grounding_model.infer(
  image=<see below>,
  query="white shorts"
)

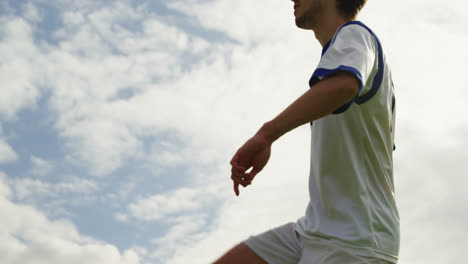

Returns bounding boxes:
[244,222,392,264]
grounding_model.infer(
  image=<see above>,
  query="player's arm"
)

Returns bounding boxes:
[260,71,360,144]
[230,71,360,195]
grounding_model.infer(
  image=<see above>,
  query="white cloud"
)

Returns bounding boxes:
[0,174,141,264]
[62,10,86,26]
[21,2,43,23]
[151,214,208,262]
[167,0,293,45]
[59,118,143,176]
[40,1,207,175]
[12,176,98,203]
[0,125,18,164]
[0,172,12,198]
[0,139,18,164]
[0,17,44,120]
[149,149,184,168]
[393,128,468,263]
[128,187,215,222]
[114,212,129,223]
[30,156,55,176]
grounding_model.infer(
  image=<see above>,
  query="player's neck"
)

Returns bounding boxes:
[313,14,352,47]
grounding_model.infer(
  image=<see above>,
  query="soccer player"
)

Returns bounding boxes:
[215,0,399,263]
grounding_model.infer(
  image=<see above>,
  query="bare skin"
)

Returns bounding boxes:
[293,0,350,46]
[213,243,267,264]
[230,71,359,195]
[216,0,360,262]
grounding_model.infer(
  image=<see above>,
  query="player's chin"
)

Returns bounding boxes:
[295,20,305,29]
[295,21,310,30]
[295,17,313,30]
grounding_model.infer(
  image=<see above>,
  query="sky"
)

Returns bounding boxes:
[0,0,467,263]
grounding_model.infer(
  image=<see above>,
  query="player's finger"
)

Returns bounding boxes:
[233,181,239,196]
[230,153,240,166]
[247,167,263,180]
[231,174,244,184]
[233,172,251,184]
[239,174,251,187]
[231,164,245,174]
[232,173,251,188]
[231,170,241,181]
[231,164,248,179]
[240,180,252,187]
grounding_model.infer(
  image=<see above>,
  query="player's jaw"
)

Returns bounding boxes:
[291,0,322,30]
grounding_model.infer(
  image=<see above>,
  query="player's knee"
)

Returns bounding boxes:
[213,243,266,264]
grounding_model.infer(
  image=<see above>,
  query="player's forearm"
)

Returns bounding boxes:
[258,74,360,144]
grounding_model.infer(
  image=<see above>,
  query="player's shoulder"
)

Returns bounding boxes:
[329,21,378,54]
[332,21,376,44]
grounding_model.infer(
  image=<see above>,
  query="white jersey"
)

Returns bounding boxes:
[295,21,399,263]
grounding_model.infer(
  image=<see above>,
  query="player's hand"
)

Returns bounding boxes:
[230,133,271,196]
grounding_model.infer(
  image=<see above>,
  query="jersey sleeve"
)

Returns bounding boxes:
[310,24,377,113]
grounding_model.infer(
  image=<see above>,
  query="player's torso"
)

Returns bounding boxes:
[298,22,399,263]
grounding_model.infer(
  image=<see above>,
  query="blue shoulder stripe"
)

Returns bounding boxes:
[319,21,384,106]
[309,66,364,114]
[342,22,384,105]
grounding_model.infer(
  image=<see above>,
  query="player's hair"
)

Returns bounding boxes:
[335,0,367,19]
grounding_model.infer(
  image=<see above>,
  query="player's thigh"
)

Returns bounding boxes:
[215,222,302,264]
[243,222,302,264]
[213,242,267,264]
